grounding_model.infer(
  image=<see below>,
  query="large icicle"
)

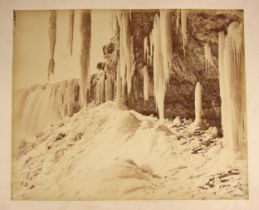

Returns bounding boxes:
[218,32,227,144]
[112,12,119,36]
[68,10,75,55]
[116,60,125,105]
[150,11,173,120]
[151,14,166,120]
[181,10,187,56]
[142,66,149,101]
[176,9,180,31]
[204,43,214,72]
[117,11,134,95]
[80,10,91,106]
[219,22,245,156]
[149,32,153,64]
[144,36,152,65]
[128,36,135,94]
[160,9,173,83]
[48,10,57,80]
[112,12,124,105]
[144,36,148,62]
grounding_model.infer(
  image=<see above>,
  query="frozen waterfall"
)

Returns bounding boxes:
[13,79,81,152]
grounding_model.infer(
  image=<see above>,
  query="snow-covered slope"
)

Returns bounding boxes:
[12,102,248,200]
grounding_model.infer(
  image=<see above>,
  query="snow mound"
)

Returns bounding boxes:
[12,102,248,200]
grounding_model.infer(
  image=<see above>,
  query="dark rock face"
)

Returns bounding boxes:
[93,9,244,128]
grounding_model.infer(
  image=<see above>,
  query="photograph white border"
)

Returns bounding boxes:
[1,0,259,209]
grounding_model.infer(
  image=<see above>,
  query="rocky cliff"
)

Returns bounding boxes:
[91,9,244,130]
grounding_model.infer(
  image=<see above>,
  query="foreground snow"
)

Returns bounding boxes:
[12,102,248,200]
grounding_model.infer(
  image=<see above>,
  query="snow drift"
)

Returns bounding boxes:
[12,102,248,200]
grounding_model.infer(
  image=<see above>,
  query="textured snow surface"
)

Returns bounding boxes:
[12,102,248,200]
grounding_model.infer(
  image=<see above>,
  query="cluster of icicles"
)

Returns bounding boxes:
[48,10,75,78]
[47,9,189,121]
[116,11,135,98]
[47,10,91,107]
[45,10,245,156]
[142,10,188,120]
[115,10,246,156]
[48,10,75,79]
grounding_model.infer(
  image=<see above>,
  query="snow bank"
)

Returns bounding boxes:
[12,102,248,200]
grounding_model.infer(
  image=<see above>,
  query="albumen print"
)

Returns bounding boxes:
[12,9,248,200]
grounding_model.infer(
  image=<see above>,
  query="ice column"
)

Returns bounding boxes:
[150,11,173,120]
[142,66,149,101]
[219,22,245,155]
[193,82,203,127]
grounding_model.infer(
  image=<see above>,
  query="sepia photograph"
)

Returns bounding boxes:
[11,9,248,200]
